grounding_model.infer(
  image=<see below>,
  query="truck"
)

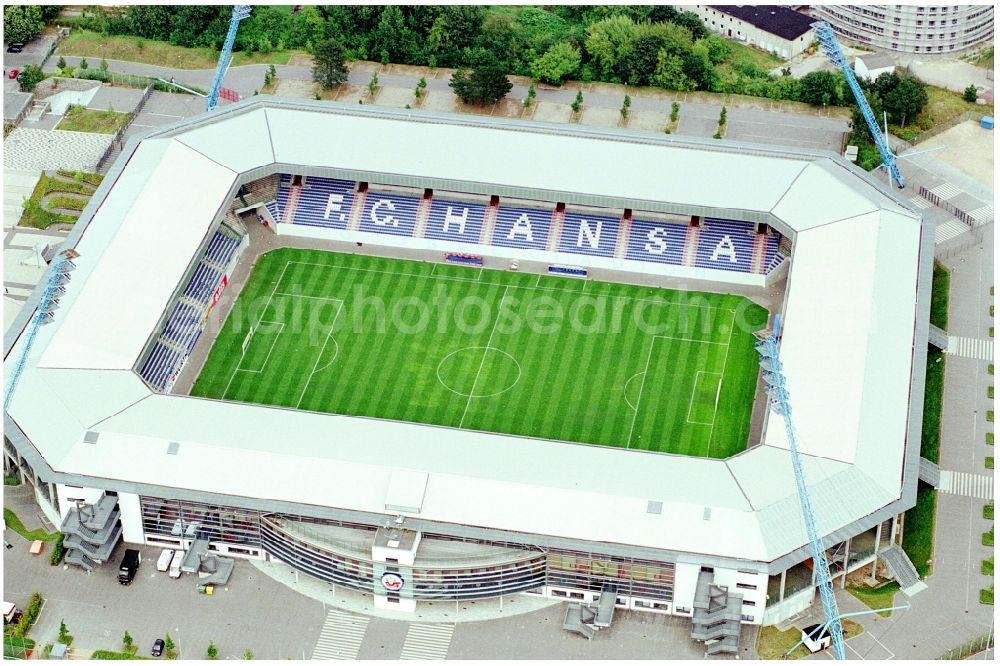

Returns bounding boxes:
[118,548,141,585]
[156,548,173,573]
[168,550,184,579]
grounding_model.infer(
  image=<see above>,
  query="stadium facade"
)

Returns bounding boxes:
[4,100,931,647]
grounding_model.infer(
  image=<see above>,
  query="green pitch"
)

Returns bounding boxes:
[191,248,768,458]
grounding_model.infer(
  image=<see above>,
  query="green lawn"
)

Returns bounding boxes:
[902,484,936,578]
[921,351,945,464]
[3,508,61,542]
[58,29,294,70]
[757,620,862,659]
[56,105,131,134]
[847,582,901,617]
[930,261,950,330]
[192,249,767,457]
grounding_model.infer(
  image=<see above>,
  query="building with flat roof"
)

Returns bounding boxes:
[854,52,897,81]
[812,4,993,55]
[688,5,816,58]
[4,99,932,649]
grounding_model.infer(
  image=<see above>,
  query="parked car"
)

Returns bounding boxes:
[8,69,19,80]
[151,638,165,657]
[6,43,24,53]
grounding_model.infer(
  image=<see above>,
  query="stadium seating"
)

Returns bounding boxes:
[694,218,756,273]
[559,212,620,258]
[492,205,552,251]
[140,343,182,390]
[359,191,421,237]
[265,200,281,224]
[184,262,223,305]
[765,251,786,274]
[625,219,687,266]
[761,233,781,273]
[275,174,293,222]
[290,177,356,229]
[163,302,203,352]
[424,199,487,245]
[205,232,240,268]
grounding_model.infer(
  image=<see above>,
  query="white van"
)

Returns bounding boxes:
[169,550,184,578]
[156,549,174,572]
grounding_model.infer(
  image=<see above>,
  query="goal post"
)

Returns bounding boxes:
[241,325,255,356]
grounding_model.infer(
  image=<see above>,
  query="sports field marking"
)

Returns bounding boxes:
[625,339,657,449]
[236,321,285,373]
[436,346,522,398]
[295,299,345,410]
[705,309,738,456]
[686,371,723,426]
[284,260,729,312]
[459,286,509,427]
[623,372,644,410]
[430,263,483,281]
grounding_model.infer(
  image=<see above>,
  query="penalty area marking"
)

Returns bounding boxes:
[623,372,645,411]
[236,322,285,373]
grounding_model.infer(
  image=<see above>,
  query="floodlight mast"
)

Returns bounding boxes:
[812,21,905,189]
[759,334,846,659]
[206,5,252,112]
[4,253,74,412]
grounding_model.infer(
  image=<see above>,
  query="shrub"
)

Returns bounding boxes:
[57,56,66,70]
[670,101,679,124]
[50,534,65,565]
[984,526,994,547]
[79,57,89,71]
[207,641,218,660]
[964,84,978,103]
[986,503,994,520]
[12,593,44,638]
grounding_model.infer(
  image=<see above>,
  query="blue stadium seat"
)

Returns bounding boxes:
[694,218,755,273]
[140,343,181,390]
[424,199,487,245]
[359,191,421,237]
[559,212,620,259]
[291,177,356,229]
[492,205,552,251]
[625,218,687,266]
[162,302,202,353]
[205,232,240,267]
[183,262,223,305]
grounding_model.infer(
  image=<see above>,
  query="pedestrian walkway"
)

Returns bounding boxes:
[946,336,994,361]
[312,610,370,660]
[935,218,970,245]
[939,470,994,500]
[399,622,455,660]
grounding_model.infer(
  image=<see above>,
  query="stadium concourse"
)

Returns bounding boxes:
[4,99,931,653]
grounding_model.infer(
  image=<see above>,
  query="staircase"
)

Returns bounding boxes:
[751,233,769,274]
[682,225,700,266]
[927,324,948,351]
[918,457,941,488]
[614,215,631,259]
[480,200,500,245]
[547,206,565,252]
[25,100,49,123]
[880,544,927,596]
[348,187,368,231]
[690,570,743,655]
[413,194,433,238]
[282,181,303,224]
[60,493,123,572]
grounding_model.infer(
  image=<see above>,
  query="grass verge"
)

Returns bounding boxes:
[987,503,995,520]
[3,508,61,542]
[984,526,994,547]
[92,650,150,660]
[922,351,945,463]
[757,620,862,659]
[902,484,936,578]
[56,169,104,187]
[981,584,994,605]
[930,261,950,330]
[988,457,995,470]
[916,85,995,130]
[58,30,294,70]
[983,556,994,576]
[847,582,901,617]
[56,105,130,134]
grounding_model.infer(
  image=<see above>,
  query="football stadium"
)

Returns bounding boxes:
[4,99,931,651]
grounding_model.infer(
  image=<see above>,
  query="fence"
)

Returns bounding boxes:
[936,631,994,660]
[934,222,991,261]
[94,82,153,173]
[910,111,982,145]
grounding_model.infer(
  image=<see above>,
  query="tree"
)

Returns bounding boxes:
[624,34,665,86]
[122,630,133,649]
[3,5,44,45]
[964,84,978,103]
[367,71,379,98]
[311,38,349,90]
[585,14,636,81]
[415,76,427,99]
[449,66,512,106]
[700,35,731,65]
[681,42,715,91]
[17,65,45,92]
[56,56,67,70]
[243,649,254,660]
[799,70,841,107]
[530,41,580,85]
[651,49,695,92]
[524,83,536,108]
[621,94,631,119]
[883,75,927,127]
[670,101,680,124]
[164,634,177,659]
[718,105,727,128]
[370,5,415,65]
[58,619,73,646]
[100,58,109,72]
[571,89,583,114]
[79,57,89,71]
[206,641,218,660]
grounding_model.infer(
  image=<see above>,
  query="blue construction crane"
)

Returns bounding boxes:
[4,252,76,413]
[758,334,846,659]
[206,5,252,112]
[812,21,905,189]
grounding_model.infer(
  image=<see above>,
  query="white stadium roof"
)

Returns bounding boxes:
[5,100,926,566]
